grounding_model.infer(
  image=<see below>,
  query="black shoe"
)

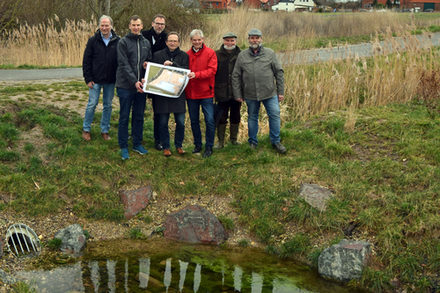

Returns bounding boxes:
[203,147,213,158]
[249,143,258,150]
[192,145,202,154]
[154,142,163,151]
[272,142,287,154]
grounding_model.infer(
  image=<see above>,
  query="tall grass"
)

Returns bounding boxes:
[202,9,440,50]
[0,16,96,66]
[3,10,440,67]
[282,30,438,122]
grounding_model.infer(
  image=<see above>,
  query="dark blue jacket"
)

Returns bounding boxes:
[82,29,119,84]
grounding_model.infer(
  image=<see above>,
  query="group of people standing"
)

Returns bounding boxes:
[81,13,287,161]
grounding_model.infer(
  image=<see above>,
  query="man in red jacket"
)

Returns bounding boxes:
[186,29,218,158]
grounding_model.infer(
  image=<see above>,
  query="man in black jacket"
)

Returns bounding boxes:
[214,32,241,149]
[82,15,119,141]
[151,32,189,157]
[142,14,167,151]
[116,15,152,160]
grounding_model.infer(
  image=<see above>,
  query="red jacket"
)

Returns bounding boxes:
[186,45,218,99]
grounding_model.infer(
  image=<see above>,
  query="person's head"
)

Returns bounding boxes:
[166,32,180,51]
[222,32,237,50]
[129,15,143,35]
[151,14,166,34]
[99,15,113,38]
[247,28,263,50]
[190,29,204,50]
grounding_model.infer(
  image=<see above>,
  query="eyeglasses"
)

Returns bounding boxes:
[154,22,165,26]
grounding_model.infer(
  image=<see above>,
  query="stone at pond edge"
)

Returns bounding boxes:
[54,224,86,256]
[120,186,152,220]
[299,183,332,212]
[318,239,371,282]
[163,205,228,244]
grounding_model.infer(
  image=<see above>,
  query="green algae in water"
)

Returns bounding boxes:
[16,239,367,292]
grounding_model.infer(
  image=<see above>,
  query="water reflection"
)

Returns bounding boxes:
[14,240,365,292]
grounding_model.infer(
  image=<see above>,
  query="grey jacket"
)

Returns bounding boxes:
[115,33,152,90]
[232,46,284,101]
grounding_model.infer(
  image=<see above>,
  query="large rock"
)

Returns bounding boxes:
[54,224,86,256]
[120,186,152,220]
[0,237,3,258]
[163,205,228,244]
[299,183,332,212]
[318,239,371,282]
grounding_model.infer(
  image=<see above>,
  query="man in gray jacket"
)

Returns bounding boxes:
[232,28,286,154]
[116,15,152,160]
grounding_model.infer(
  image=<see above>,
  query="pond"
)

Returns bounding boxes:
[15,239,366,292]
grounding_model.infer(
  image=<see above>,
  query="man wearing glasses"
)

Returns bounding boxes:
[142,14,168,151]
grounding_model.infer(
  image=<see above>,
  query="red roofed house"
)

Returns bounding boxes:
[200,0,229,9]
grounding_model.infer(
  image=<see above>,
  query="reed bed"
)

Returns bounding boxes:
[202,8,420,50]
[282,32,436,123]
[0,16,96,66]
[1,11,439,131]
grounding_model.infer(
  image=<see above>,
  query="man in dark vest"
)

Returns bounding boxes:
[142,14,167,151]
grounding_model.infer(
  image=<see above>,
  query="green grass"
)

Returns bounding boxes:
[0,92,439,291]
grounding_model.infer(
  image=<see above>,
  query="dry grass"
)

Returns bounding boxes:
[200,8,421,50]
[283,32,438,121]
[1,10,439,130]
[0,16,96,66]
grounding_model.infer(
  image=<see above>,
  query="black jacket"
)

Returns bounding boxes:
[142,27,167,54]
[214,45,241,102]
[82,29,119,84]
[151,47,189,114]
[115,33,152,90]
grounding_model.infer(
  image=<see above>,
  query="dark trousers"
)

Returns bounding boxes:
[216,99,242,125]
[117,88,146,149]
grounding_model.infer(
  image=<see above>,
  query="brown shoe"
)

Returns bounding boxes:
[176,148,186,155]
[163,149,172,157]
[101,133,111,141]
[82,131,91,141]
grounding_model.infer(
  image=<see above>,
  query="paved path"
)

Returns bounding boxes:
[1,32,439,81]
[0,68,82,81]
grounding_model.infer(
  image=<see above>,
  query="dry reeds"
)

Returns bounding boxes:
[283,31,439,122]
[0,16,96,66]
[200,8,418,50]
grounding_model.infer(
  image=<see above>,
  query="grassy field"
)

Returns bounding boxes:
[1,9,440,292]
[0,77,439,291]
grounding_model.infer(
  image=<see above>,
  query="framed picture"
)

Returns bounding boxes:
[143,62,190,98]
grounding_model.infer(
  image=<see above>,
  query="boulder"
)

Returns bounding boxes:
[299,183,332,212]
[318,239,371,282]
[54,224,86,255]
[120,186,152,220]
[0,237,3,258]
[163,205,227,244]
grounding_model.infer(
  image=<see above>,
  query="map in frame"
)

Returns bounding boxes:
[143,62,190,98]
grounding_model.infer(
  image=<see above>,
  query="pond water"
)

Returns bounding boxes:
[15,239,366,292]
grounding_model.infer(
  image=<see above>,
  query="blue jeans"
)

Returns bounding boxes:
[83,83,115,133]
[187,98,215,148]
[117,88,147,149]
[245,95,281,145]
[158,112,185,149]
